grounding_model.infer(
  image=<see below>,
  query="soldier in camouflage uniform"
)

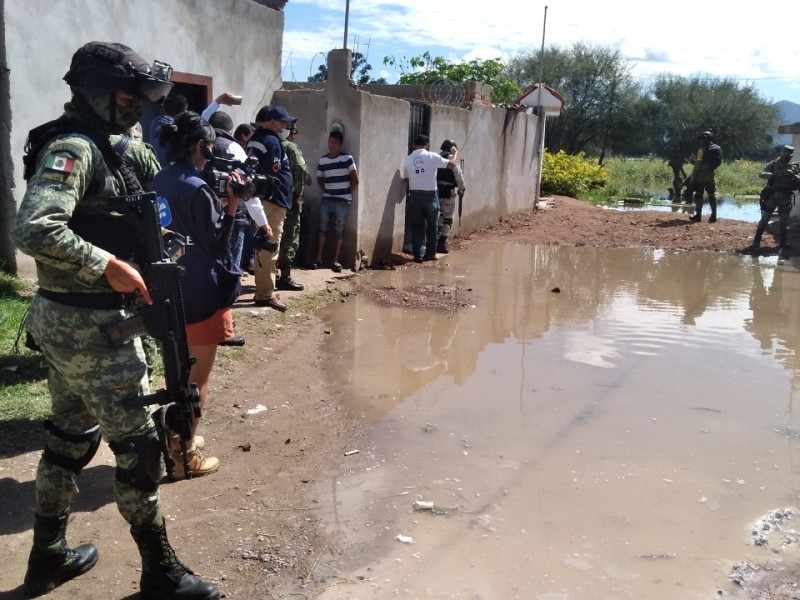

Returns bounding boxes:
[14,41,219,600]
[276,121,310,290]
[435,139,466,254]
[751,145,800,251]
[688,131,723,223]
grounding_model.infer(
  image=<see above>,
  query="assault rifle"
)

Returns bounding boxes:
[102,191,198,480]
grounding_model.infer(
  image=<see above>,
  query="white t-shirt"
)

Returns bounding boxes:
[402,148,449,191]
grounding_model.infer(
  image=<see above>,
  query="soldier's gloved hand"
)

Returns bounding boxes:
[104,256,153,305]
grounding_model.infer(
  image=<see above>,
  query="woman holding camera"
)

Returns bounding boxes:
[153,110,245,479]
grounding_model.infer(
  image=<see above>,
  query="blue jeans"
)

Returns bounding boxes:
[408,191,439,259]
[240,221,258,269]
[319,197,350,241]
[230,221,247,268]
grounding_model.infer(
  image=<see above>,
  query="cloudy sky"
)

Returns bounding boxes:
[281,0,800,104]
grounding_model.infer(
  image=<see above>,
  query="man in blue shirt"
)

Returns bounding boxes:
[247,105,295,311]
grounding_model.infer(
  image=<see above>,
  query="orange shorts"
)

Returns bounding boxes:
[186,308,234,346]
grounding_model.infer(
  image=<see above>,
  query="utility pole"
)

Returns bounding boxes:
[533,5,548,210]
[343,0,350,49]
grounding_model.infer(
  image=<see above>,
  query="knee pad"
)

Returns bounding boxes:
[108,427,164,492]
[42,420,101,475]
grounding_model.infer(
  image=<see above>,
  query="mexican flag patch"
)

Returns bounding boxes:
[44,154,74,174]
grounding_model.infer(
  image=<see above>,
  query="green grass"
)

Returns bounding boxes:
[0,272,50,455]
[0,269,348,457]
[582,156,764,202]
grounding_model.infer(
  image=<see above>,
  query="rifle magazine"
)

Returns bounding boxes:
[102,315,148,347]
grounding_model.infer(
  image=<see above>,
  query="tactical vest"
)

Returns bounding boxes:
[772,162,800,193]
[24,116,143,262]
[437,155,457,198]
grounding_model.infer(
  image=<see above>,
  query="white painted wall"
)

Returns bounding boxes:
[3,0,284,272]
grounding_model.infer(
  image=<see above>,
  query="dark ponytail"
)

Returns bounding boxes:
[159,110,215,164]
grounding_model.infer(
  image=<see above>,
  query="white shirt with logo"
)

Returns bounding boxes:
[402,149,449,191]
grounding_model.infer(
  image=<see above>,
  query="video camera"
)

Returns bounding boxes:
[253,227,278,253]
[203,156,276,201]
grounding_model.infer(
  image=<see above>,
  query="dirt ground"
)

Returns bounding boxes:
[1,196,797,599]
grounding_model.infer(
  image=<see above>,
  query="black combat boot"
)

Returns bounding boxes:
[23,512,99,598]
[275,265,304,291]
[131,520,219,600]
[708,199,717,223]
[751,222,766,249]
[690,197,703,222]
[779,228,790,252]
[436,236,449,254]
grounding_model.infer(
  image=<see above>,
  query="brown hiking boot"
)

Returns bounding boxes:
[168,433,204,452]
[169,449,220,481]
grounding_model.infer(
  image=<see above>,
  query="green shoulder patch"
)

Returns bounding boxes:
[38,143,82,183]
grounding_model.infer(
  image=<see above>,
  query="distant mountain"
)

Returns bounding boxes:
[776,100,800,125]
[772,100,800,145]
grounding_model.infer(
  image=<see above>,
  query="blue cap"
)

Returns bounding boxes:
[265,106,296,122]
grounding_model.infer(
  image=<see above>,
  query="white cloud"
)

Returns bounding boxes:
[283,0,800,98]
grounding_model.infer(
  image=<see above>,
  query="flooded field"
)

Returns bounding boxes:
[307,243,800,600]
[609,196,762,222]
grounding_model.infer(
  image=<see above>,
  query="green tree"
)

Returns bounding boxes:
[506,42,640,158]
[641,74,778,160]
[308,51,387,84]
[383,52,519,104]
[506,42,779,160]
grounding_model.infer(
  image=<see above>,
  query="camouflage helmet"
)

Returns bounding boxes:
[781,145,794,156]
[440,139,457,153]
[64,41,173,104]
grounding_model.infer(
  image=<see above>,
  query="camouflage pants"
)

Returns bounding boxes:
[27,296,161,526]
[693,173,716,214]
[278,199,301,269]
[438,194,456,239]
[757,193,793,241]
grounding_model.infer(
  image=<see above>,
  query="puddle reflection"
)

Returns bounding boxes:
[308,245,800,600]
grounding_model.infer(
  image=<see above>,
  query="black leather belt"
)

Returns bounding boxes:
[37,288,131,310]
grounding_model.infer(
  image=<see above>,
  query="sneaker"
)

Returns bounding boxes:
[169,449,220,480]
[708,215,717,223]
[331,262,343,273]
[423,253,439,261]
[219,335,245,347]
[689,214,701,222]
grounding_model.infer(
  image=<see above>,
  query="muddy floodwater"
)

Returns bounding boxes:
[310,243,800,600]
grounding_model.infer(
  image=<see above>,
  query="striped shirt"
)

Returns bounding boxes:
[317,153,357,203]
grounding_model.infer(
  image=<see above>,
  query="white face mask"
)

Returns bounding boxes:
[279,128,290,140]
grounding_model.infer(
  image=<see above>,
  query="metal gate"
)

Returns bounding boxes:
[407,100,431,152]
